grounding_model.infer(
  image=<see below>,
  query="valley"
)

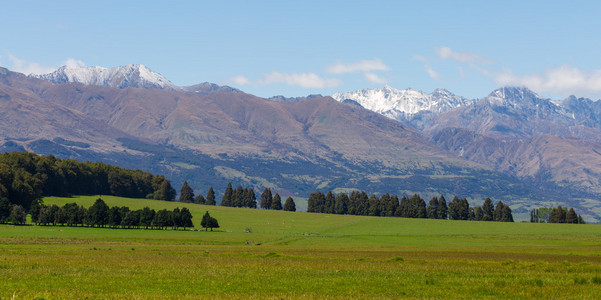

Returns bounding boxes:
[1,65,601,221]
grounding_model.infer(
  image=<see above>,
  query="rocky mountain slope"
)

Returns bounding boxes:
[332,86,473,129]
[339,85,601,218]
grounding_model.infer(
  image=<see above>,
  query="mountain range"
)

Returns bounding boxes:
[2,64,601,221]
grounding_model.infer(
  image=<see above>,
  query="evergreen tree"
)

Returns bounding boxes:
[284,196,296,212]
[493,201,504,222]
[324,191,336,214]
[501,204,514,222]
[481,198,494,221]
[334,193,348,215]
[408,194,427,218]
[578,215,586,224]
[179,180,194,203]
[233,185,244,207]
[380,193,397,217]
[201,211,211,231]
[549,205,567,223]
[260,188,273,209]
[368,194,381,216]
[396,196,409,217]
[271,193,283,210]
[566,208,578,224]
[194,194,206,205]
[347,192,359,215]
[427,197,439,219]
[221,183,233,206]
[246,188,257,208]
[437,195,448,220]
[357,192,368,215]
[449,196,469,221]
[474,207,483,221]
[205,187,216,205]
[468,207,475,221]
[307,192,325,213]
[154,180,176,201]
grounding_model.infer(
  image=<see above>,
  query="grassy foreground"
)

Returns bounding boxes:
[0,195,600,299]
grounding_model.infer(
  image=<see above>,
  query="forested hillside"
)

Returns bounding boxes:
[0,152,176,210]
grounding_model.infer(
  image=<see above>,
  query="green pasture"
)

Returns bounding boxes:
[0,195,600,299]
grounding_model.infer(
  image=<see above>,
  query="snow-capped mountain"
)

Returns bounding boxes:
[34,64,178,90]
[332,86,473,122]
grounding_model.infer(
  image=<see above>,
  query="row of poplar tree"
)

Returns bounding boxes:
[530,205,586,224]
[307,192,514,222]
[178,181,297,211]
[28,198,196,230]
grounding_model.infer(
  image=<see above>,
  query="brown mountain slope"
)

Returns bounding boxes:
[0,83,137,154]
[432,127,601,195]
[39,82,482,171]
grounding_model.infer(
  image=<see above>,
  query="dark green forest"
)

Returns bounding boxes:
[0,152,176,210]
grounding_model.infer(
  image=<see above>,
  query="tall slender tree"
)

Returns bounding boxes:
[324,191,336,214]
[427,197,439,219]
[501,204,514,222]
[481,198,494,221]
[205,187,216,205]
[221,183,233,206]
[437,195,448,220]
[334,193,348,215]
[493,201,505,222]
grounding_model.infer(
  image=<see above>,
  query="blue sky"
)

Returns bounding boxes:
[2,0,601,99]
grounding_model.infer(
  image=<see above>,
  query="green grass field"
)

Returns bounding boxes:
[1,195,601,299]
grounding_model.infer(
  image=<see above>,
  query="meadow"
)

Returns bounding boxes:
[1,195,600,299]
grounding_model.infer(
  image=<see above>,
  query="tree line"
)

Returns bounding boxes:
[194,182,297,211]
[26,198,196,230]
[178,181,217,205]
[307,192,514,222]
[530,206,585,224]
[0,152,177,211]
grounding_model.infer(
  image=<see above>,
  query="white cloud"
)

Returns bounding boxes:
[364,72,387,84]
[435,46,494,64]
[413,54,440,81]
[496,65,601,97]
[7,53,55,75]
[326,59,389,74]
[231,75,250,85]
[426,66,440,81]
[259,72,342,88]
[63,58,85,68]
